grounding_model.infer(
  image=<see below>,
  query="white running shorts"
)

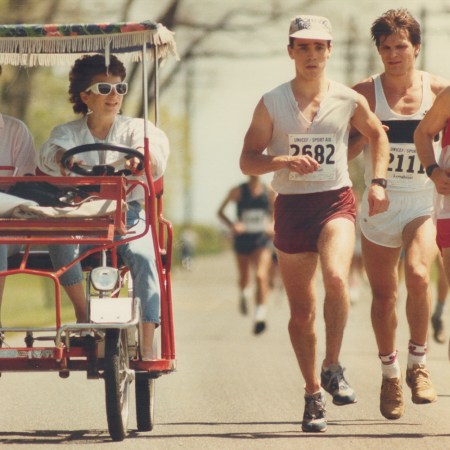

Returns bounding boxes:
[359,188,433,248]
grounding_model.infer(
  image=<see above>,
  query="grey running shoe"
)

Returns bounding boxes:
[302,390,327,433]
[380,376,404,419]
[431,314,445,344]
[321,364,357,405]
[406,364,437,404]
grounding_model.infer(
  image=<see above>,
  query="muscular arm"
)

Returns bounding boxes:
[240,98,319,176]
[351,93,390,215]
[348,79,376,161]
[415,87,450,195]
[217,186,242,234]
[348,131,368,161]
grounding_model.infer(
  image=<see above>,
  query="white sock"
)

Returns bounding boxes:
[254,304,267,322]
[380,351,401,379]
[407,341,427,368]
[322,362,340,373]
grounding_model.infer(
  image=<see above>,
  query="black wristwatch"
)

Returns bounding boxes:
[425,163,439,178]
[371,178,387,188]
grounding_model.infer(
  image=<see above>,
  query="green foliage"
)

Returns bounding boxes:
[172,223,227,266]
[0,224,228,327]
[2,274,76,328]
[26,68,75,150]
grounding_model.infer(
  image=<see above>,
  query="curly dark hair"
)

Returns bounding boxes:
[69,54,126,115]
[371,8,421,48]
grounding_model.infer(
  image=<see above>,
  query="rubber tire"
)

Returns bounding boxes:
[104,329,130,441]
[135,375,155,431]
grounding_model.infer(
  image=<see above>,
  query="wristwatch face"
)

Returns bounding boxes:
[371,178,387,188]
[426,164,439,177]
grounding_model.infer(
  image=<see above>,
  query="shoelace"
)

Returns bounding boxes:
[305,396,325,419]
[410,367,431,389]
[327,368,348,391]
[384,379,402,400]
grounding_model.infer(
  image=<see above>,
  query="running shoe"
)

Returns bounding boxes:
[406,364,437,404]
[431,314,445,344]
[302,390,327,433]
[253,321,266,335]
[380,376,404,419]
[320,364,357,405]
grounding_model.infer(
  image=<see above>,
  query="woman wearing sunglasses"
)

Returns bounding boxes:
[38,54,170,360]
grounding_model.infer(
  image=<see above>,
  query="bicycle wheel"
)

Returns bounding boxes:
[104,329,131,441]
[135,374,155,431]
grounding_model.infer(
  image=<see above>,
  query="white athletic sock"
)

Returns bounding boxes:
[254,304,267,322]
[380,351,401,379]
[407,341,427,368]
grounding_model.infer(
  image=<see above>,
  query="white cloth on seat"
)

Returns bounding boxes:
[0,192,38,217]
[11,199,118,219]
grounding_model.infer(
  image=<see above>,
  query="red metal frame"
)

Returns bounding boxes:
[0,169,176,376]
[0,175,127,242]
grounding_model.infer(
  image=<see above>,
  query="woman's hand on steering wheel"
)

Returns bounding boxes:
[56,148,82,176]
[125,155,145,175]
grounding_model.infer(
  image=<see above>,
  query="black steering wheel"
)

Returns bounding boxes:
[60,143,145,176]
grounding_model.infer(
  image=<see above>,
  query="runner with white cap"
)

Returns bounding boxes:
[240,14,390,432]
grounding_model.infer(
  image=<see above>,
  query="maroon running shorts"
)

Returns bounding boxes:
[273,187,356,254]
[436,218,450,251]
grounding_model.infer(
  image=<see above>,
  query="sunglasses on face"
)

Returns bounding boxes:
[85,82,128,96]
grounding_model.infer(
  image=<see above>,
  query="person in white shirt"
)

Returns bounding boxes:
[240,14,389,433]
[415,85,450,350]
[350,8,449,420]
[39,54,170,360]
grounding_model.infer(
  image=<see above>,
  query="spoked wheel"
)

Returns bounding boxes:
[135,374,155,431]
[104,329,133,441]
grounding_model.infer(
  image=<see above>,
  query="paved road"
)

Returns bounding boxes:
[0,250,449,449]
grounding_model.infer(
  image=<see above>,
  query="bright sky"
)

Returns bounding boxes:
[62,0,450,225]
[172,0,450,225]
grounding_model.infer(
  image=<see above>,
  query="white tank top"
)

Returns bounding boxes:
[263,80,356,194]
[363,72,439,192]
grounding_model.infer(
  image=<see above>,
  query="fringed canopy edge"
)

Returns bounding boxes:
[0,21,179,66]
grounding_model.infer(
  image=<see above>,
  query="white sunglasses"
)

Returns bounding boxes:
[85,82,128,96]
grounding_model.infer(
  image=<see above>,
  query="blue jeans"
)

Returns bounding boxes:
[48,202,160,324]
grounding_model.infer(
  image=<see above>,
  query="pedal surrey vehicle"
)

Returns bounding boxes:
[0,20,178,441]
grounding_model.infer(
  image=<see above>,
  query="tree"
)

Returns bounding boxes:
[124,0,323,224]
[128,0,321,118]
[0,0,324,224]
[0,0,61,118]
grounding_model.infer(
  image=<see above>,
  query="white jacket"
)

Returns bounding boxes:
[38,115,170,202]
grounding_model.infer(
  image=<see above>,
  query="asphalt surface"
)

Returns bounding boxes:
[0,250,449,449]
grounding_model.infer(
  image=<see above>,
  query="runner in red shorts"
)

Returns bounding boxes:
[415,86,450,362]
[239,14,390,433]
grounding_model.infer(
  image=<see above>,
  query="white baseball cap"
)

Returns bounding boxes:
[289,15,333,41]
